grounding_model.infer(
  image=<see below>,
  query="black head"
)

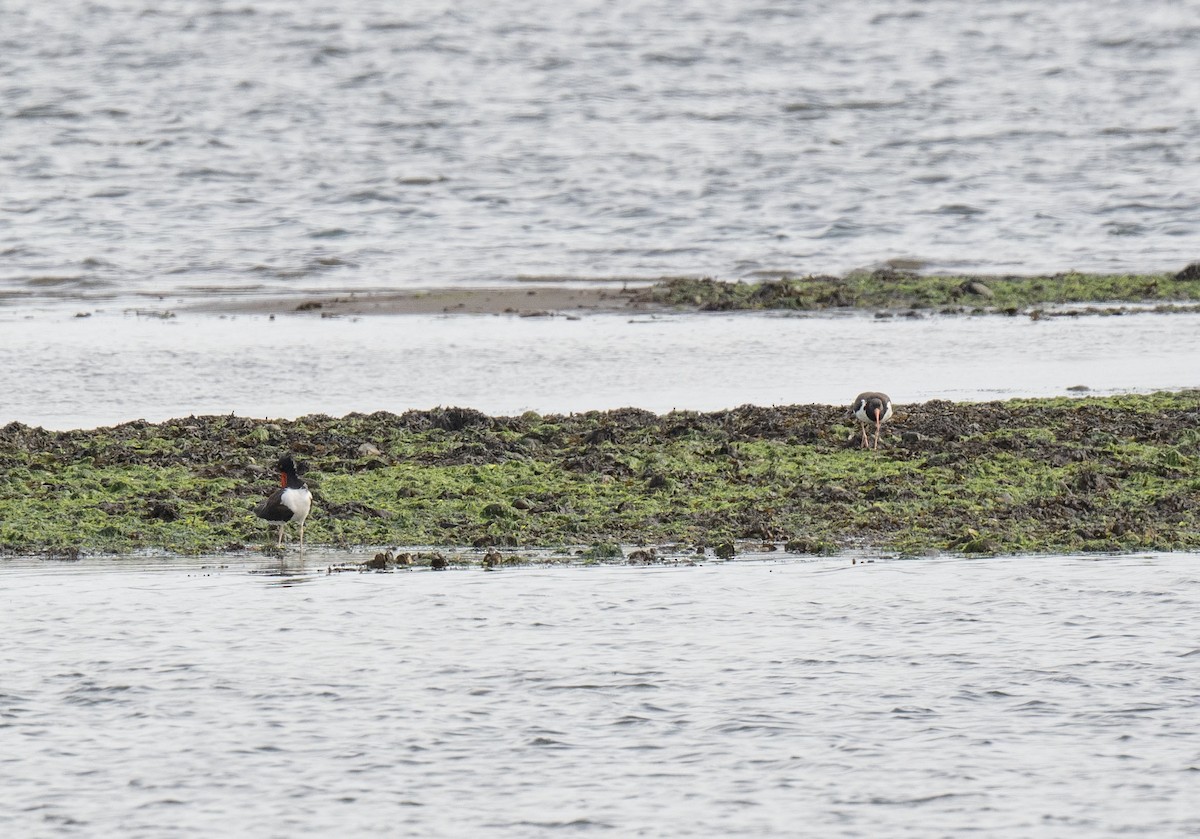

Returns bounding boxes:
[853,392,890,421]
[276,456,306,488]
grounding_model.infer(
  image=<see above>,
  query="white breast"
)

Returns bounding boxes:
[855,401,892,423]
[280,487,312,525]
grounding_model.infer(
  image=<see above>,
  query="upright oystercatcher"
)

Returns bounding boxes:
[852,392,892,450]
[254,455,312,550]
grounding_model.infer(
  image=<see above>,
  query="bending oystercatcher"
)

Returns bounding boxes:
[254,455,312,550]
[852,392,892,450]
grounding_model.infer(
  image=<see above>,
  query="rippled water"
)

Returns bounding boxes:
[2,553,1198,837]
[2,0,1198,307]
[2,308,1197,430]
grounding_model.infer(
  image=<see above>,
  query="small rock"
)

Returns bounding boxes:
[627,548,658,564]
[144,501,179,522]
[1175,262,1200,281]
[1072,470,1112,493]
[357,443,383,457]
[430,553,448,570]
[784,537,824,554]
[714,541,736,560]
[646,473,671,490]
[365,550,393,570]
[1067,384,1090,392]
[964,281,994,298]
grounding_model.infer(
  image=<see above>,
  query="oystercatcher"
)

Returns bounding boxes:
[254,455,312,550]
[852,392,892,450]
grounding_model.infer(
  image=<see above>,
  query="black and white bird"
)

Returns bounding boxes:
[254,455,312,550]
[852,392,892,450]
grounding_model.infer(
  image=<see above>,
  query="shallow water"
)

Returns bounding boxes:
[2,552,1198,837]
[2,0,1198,308]
[1,308,1196,430]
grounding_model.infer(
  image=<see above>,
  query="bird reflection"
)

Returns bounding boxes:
[249,555,318,586]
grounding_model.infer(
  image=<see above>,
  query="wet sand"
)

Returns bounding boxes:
[183,285,655,317]
[170,268,1200,319]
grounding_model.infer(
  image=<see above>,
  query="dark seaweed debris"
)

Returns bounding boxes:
[1,392,1198,557]
[631,270,1200,314]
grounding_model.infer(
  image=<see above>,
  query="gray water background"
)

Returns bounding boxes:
[4,6,1200,835]
[2,0,1199,308]
[2,552,1199,837]
[2,308,1198,429]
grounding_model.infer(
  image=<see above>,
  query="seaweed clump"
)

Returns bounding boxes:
[631,269,1200,315]
[0,391,1198,557]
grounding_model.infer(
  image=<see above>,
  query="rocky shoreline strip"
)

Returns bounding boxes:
[1,392,1197,560]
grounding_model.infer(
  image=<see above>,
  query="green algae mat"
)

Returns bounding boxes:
[2,392,1198,558]
[632,267,1200,314]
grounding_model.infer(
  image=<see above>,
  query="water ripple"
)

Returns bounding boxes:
[10,554,1195,835]
[2,0,1198,307]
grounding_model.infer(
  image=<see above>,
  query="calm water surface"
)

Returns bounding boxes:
[2,0,1199,308]
[2,553,1198,837]
[2,309,1198,430]
[5,6,1198,834]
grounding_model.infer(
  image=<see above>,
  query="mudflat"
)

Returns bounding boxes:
[186,285,648,317]
[2,392,1197,559]
[179,267,1200,319]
